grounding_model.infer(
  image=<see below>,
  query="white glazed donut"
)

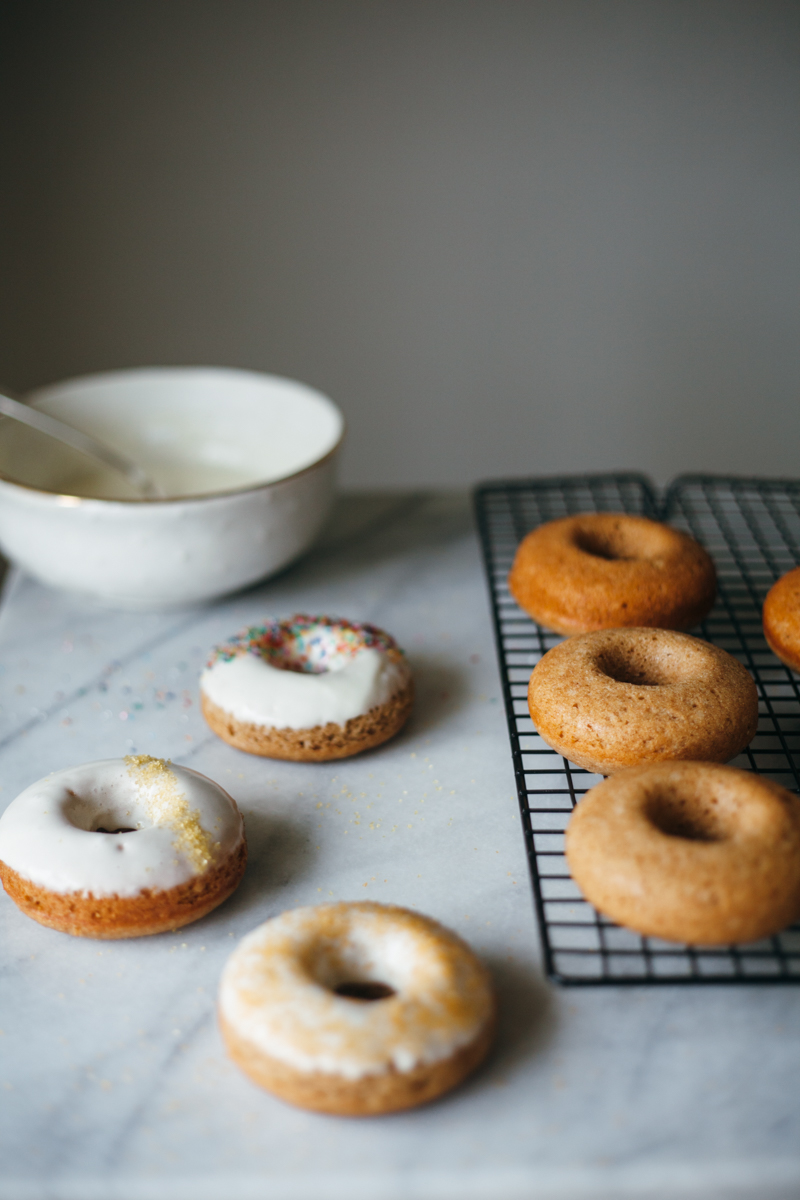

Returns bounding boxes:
[218,902,496,1115]
[0,756,246,938]
[200,615,414,761]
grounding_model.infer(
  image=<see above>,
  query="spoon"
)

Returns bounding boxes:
[0,392,163,499]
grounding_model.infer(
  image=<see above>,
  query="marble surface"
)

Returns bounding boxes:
[0,492,798,1200]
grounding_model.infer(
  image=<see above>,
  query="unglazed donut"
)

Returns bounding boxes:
[508,513,716,635]
[0,756,246,938]
[528,628,758,775]
[218,902,496,1115]
[566,762,800,944]
[763,566,800,673]
[201,615,413,761]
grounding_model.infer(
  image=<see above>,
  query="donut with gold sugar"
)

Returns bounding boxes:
[218,902,496,1115]
[0,756,246,938]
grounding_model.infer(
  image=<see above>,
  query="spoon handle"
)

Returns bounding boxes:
[0,393,163,499]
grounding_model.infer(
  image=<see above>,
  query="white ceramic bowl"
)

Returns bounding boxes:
[0,367,345,608]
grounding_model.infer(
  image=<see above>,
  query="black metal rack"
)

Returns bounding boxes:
[474,473,800,986]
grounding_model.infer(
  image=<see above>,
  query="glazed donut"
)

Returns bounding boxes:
[218,902,496,1115]
[200,615,413,761]
[0,756,246,938]
[566,762,800,944]
[528,628,758,775]
[763,566,800,673]
[508,513,716,635]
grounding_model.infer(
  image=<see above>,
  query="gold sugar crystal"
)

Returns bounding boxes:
[125,754,213,872]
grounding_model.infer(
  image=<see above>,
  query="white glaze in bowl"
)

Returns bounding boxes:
[0,368,344,608]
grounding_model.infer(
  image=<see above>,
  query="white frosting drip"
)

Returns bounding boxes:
[219,904,494,1080]
[200,647,409,730]
[0,759,244,898]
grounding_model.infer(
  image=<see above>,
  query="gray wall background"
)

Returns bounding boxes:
[2,0,799,488]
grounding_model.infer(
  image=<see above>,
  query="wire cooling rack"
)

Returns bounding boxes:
[474,473,800,986]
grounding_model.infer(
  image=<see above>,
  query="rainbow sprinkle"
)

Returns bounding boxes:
[208,615,400,675]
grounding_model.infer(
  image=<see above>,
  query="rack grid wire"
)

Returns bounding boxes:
[474,473,800,986]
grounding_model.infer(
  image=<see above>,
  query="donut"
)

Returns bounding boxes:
[0,756,246,938]
[508,512,716,635]
[566,762,800,944]
[200,615,413,761]
[763,566,800,673]
[218,902,496,1115]
[528,628,758,775]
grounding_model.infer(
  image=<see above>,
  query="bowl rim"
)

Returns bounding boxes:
[0,366,346,506]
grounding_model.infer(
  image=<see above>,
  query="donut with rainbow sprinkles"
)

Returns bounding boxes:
[200,615,413,761]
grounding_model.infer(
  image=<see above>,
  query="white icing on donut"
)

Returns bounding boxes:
[0,758,243,898]
[218,904,494,1080]
[200,647,409,730]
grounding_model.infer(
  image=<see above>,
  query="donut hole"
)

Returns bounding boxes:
[646,787,724,843]
[256,622,363,675]
[306,935,400,1003]
[63,789,145,835]
[87,813,142,834]
[334,981,396,1002]
[574,526,651,563]
[595,646,684,688]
